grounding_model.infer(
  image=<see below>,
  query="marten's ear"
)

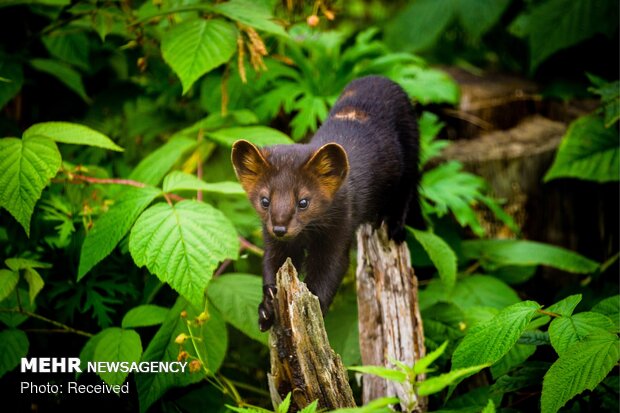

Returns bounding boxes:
[231,140,270,194]
[304,143,349,198]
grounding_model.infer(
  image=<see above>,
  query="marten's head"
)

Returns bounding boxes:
[232,140,349,240]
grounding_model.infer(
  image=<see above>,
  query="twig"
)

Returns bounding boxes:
[239,236,264,257]
[214,260,232,277]
[197,128,204,202]
[60,174,146,188]
[0,309,93,337]
[442,108,494,130]
[537,309,561,318]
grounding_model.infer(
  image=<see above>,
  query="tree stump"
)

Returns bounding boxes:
[267,258,356,411]
[437,115,566,237]
[356,223,426,412]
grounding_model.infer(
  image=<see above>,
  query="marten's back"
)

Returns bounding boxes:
[311,76,419,226]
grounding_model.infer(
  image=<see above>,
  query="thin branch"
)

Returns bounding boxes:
[60,174,147,188]
[197,128,204,202]
[537,309,561,318]
[214,260,232,277]
[0,309,93,337]
[239,236,264,257]
[442,108,494,131]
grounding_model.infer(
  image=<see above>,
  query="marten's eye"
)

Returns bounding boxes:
[298,198,309,209]
[260,197,270,208]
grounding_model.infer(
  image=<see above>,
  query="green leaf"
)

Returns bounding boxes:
[129,137,197,186]
[24,122,123,152]
[420,161,488,236]
[162,19,237,94]
[385,0,454,52]
[93,327,142,386]
[548,312,616,356]
[512,0,619,70]
[5,258,51,270]
[492,361,549,395]
[0,329,28,378]
[207,273,268,345]
[452,275,521,310]
[518,330,550,346]
[0,289,36,327]
[136,297,227,413]
[461,239,599,274]
[481,399,495,413]
[78,186,161,280]
[29,58,90,102]
[79,329,106,377]
[544,114,619,183]
[163,171,244,195]
[490,344,536,379]
[419,111,448,167]
[409,228,457,289]
[0,61,23,110]
[452,301,541,371]
[213,0,287,37]
[206,125,292,147]
[23,267,44,303]
[491,265,537,285]
[0,0,70,7]
[397,66,460,105]
[0,270,19,302]
[417,364,489,396]
[42,32,89,70]
[414,341,448,375]
[541,332,620,413]
[299,400,319,413]
[129,200,239,309]
[421,303,466,348]
[278,393,292,413]
[587,75,620,127]
[348,365,407,383]
[456,0,511,38]
[122,305,170,328]
[324,293,360,367]
[592,295,619,330]
[290,95,330,140]
[546,294,582,317]
[0,136,61,236]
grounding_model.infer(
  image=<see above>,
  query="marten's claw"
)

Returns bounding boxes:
[258,284,277,331]
[258,302,273,331]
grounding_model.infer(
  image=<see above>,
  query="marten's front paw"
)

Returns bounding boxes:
[258,284,277,332]
[387,221,407,244]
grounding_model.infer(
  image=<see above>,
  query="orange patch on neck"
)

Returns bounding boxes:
[340,89,356,99]
[333,107,368,122]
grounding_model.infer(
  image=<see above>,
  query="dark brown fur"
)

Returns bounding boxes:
[232,76,423,331]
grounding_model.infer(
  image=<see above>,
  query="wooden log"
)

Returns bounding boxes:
[436,115,566,238]
[356,223,426,412]
[268,258,356,411]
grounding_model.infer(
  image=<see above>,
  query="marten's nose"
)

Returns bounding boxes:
[273,226,287,237]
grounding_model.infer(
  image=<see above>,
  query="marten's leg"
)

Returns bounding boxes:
[386,102,424,241]
[304,234,351,313]
[258,229,303,331]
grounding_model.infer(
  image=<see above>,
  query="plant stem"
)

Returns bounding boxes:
[0,309,93,337]
[62,174,147,188]
[239,236,264,257]
[537,309,561,318]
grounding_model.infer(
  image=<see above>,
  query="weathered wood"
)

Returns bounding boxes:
[356,223,426,412]
[268,258,356,411]
[435,115,566,237]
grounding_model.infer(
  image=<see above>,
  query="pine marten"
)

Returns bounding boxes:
[232,76,424,331]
